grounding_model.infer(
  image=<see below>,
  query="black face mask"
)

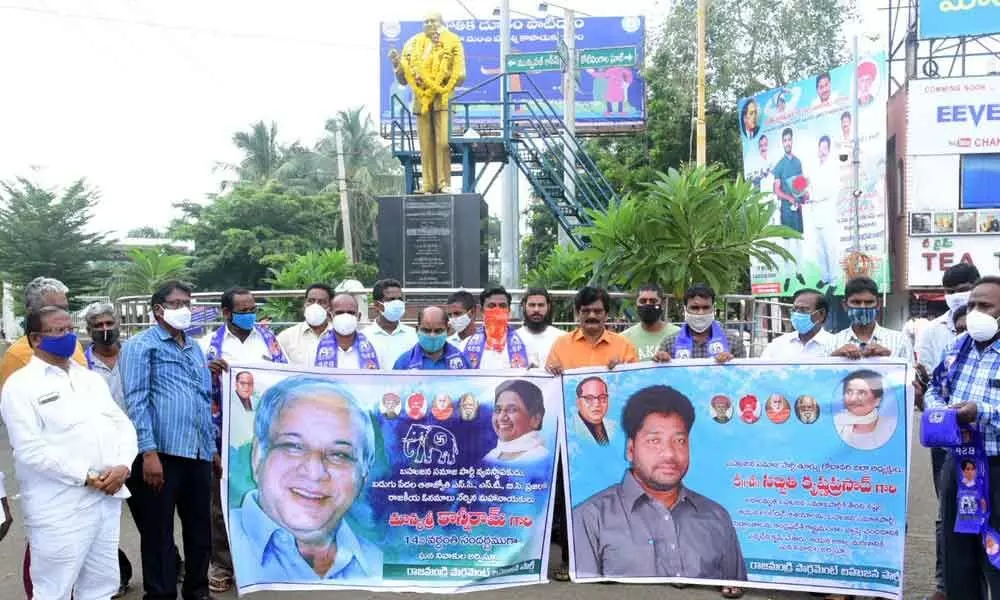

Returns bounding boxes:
[92,328,120,347]
[637,304,664,324]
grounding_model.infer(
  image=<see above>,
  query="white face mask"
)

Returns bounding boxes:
[945,291,971,312]
[161,306,192,331]
[449,312,471,333]
[304,303,329,327]
[332,313,359,336]
[965,309,1000,343]
[684,310,715,333]
[382,299,406,323]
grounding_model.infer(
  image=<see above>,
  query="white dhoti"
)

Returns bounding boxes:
[27,496,122,600]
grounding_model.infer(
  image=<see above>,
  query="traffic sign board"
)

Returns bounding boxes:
[505,51,562,73]
[577,46,638,69]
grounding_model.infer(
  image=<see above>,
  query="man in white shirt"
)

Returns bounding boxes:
[828,277,913,364]
[201,287,288,595]
[518,287,565,367]
[276,283,335,366]
[1,305,137,600]
[802,136,842,288]
[761,288,833,359]
[363,278,417,368]
[463,286,531,369]
[446,290,478,350]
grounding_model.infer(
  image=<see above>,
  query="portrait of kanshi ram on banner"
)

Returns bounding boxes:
[220,364,562,594]
[388,12,466,194]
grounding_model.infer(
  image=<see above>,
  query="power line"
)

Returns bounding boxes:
[0,4,378,50]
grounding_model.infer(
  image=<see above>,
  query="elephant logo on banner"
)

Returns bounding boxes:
[402,424,459,465]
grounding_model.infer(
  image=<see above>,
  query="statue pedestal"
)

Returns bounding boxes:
[377,194,488,290]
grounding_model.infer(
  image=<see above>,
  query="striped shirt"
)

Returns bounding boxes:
[120,324,215,460]
[825,324,914,366]
[926,335,1000,455]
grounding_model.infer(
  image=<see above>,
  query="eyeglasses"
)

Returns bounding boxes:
[39,326,74,336]
[579,394,609,406]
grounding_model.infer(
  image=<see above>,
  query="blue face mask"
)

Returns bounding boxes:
[790,311,818,335]
[418,332,447,353]
[231,312,257,331]
[847,307,878,326]
[37,332,78,358]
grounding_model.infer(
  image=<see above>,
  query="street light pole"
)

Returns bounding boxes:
[499,0,519,287]
[695,0,707,166]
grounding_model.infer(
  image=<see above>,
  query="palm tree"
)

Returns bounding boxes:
[106,248,192,299]
[215,121,284,189]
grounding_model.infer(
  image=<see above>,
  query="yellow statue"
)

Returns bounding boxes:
[388,12,466,194]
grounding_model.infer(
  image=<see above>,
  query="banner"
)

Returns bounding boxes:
[378,16,645,133]
[738,55,889,297]
[222,363,561,594]
[561,360,911,599]
[919,0,1000,40]
[907,76,1000,156]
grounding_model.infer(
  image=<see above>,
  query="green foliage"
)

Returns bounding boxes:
[520,203,558,277]
[259,249,376,322]
[106,248,192,299]
[578,164,800,298]
[169,181,343,290]
[0,178,112,300]
[523,245,593,322]
[127,226,165,238]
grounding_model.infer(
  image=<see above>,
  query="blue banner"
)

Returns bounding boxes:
[223,363,561,594]
[561,360,910,599]
[919,0,1000,40]
[378,16,646,132]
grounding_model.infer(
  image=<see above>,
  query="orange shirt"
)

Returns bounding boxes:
[546,328,639,370]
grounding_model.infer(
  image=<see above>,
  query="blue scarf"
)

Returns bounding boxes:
[401,342,468,370]
[315,331,380,369]
[673,321,730,359]
[207,325,288,451]
[84,344,98,370]
[463,328,529,369]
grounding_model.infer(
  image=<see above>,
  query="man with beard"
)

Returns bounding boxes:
[518,287,565,367]
[622,284,679,361]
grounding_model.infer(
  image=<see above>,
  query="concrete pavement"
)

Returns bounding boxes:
[0,430,938,599]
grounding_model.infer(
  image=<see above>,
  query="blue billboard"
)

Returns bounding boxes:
[919,0,1000,39]
[378,16,646,133]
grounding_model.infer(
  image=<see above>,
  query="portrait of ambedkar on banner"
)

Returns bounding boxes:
[571,385,746,581]
[229,375,382,585]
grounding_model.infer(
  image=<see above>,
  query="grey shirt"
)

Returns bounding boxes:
[572,471,746,580]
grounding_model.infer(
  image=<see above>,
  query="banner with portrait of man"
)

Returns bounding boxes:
[221,363,561,594]
[561,360,911,599]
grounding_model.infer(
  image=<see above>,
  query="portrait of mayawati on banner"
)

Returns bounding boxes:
[561,361,910,598]
[224,366,561,593]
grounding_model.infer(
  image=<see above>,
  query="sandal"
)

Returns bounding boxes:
[552,567,570,582]
[721,586,744,598]
[209,573,234,593]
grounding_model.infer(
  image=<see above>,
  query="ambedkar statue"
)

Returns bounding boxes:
[388,13,466,194]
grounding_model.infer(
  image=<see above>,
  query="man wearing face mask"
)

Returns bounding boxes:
[316,293,382,369]
[925,276,1000,600]
[277,283,336,366]
[653,283,746,364]
[0,276,87,387]
[119,280,217,600]
[828,277,912,363]
[364,278,417,368]
[760,288,832,359]
[518,287,565,367]
[622,283,679,361]
[394,306,471,370]
[446,290,478,350]
[1,305,138,600]
[463,286,531,369]
[200,287,287,594]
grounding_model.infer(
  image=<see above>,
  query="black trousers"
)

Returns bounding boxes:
[932,447,947,593]
[552,458,569,565]
[940,453,1000,600]
[127,453,212,600]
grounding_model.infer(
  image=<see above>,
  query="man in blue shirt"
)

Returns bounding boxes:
[771,127,806,235]
[120,280,217,600]
[393,306,470,370]
[229,376,382,586]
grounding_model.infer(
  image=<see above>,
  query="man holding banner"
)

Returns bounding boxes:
[653,284,745,363]
[463,287,531,369]
[317,294,382,370]
[393,306,470,370]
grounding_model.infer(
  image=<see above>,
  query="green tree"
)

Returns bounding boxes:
[579,165,799,298]
[106,248,192,299]
[0,178,112,298]
[522,245,593,322]
[259,249,377,322]
[168,181,343,290]
[218,121,284,186]
[127,226,165,238]
[520,203,558,277]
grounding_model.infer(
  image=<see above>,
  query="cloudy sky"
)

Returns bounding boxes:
[0,0,881,237]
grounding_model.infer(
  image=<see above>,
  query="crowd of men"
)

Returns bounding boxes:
[0,269,998,599]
